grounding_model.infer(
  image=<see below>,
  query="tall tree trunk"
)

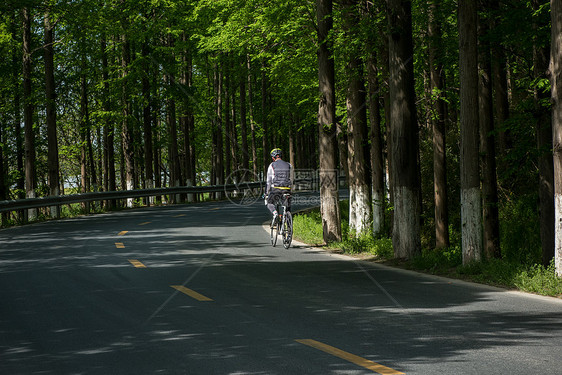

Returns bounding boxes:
[533,0,554,267]
[121,33,135,207]
[80,71,90,212]
[239,57,250,176]
[366,2,385,237]
[490,0,510,153]
[44,9,60,218]
[13,13,25,221]
[428,0,449,248]
[479,3,501,259]
[317,0,342,243]
[387,0,421,258]
[344,2,371,235]
[142,42,154,204]
[180,38,195,201]
[551,0,562,277]
[459,0,483,264]
[261,62,269,179]
[214,61,225,197]
[247,55,258,179]
[0,109,5,220]
[22,7,36,220]
[101,37,116,209]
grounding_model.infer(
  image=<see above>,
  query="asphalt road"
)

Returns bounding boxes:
[1,195,561,374]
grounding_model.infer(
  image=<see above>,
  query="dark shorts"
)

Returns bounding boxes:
[268,189,291,210]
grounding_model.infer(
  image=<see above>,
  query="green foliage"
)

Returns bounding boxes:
[499,192,542,265]
[514,261,562,297]
[293,209,324,245]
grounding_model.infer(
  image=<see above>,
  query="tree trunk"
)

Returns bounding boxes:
[22,7,36,220]
[122,34,135,207]
[214,61,225,197]
[142,42,154,204]
[459,0,483,264]
[366,2,385,237]
[478,3,501,259]
[490,0,510,153]
[13,14,25,221]
[551,0,562,277]
[387,0,421,259]
[239,58,250,175]
[429,0,449,248]
[346,8,371,236]
[80,71,89,213]
[247,56,258,179]
[343,0,371,236]
[101,37,116,208]
[181,40,195,201]
[44,9,60,218]
[261,62,269,179]
[533,0,554,267]
[317,0,342,243]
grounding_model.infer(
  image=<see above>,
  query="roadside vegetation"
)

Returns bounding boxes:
[293,201,562,298]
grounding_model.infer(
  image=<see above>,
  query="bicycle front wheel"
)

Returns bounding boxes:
[282,211,293,249]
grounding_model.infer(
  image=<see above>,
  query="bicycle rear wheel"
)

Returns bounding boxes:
[270,218,279,247]
[282,211,293,249]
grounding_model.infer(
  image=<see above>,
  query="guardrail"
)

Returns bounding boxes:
[0,181,265,213]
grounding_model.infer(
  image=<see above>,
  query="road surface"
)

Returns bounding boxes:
[1,196,561,374]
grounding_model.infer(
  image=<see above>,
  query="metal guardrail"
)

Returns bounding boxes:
[0,181,264,213]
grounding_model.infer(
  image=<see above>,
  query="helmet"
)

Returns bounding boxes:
[270,148,282,158]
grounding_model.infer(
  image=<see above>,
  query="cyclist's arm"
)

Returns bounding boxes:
[266,164,274,194]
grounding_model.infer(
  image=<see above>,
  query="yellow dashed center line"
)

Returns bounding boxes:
[118,231,128,236]
[115,242,125,249]
[139,221,151,226]
[295,339,404,375]
[128,259,147,268]
[173,214,185,217]
[171,285,213,301]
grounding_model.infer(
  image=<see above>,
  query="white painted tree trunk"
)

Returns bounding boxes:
[393,187,420,258]
[348,187,356,232]
[353,184,371,234]
[461,187,483,264]
[372,188,384,235]
[186,178,194,203]
[146,178,154,205]
[126,180,133,208]
[551,0,562,277]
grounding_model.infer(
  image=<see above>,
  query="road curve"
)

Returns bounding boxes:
[0,195,561,374]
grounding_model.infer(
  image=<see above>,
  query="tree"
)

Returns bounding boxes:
[44,7,60,218]
[428,0,449,249]
[533,0,554,267]
[366,1,385,238]
[387,0,421,258]
[22,6,36,220]
[317,0,342,243]
[459,0,483,264]
[478,2,500,259]
[551,0,562,277]
[343,0,371,235]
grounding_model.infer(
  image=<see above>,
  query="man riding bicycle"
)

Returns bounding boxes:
[265,148,292,226]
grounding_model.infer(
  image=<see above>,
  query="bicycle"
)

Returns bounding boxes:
[269,193,293,249]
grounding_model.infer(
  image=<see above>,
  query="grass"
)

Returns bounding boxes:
[293,204,562,298]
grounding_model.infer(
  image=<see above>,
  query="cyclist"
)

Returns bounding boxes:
[265,148,292,226]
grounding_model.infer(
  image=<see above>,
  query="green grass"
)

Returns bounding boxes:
[293,204,562,298]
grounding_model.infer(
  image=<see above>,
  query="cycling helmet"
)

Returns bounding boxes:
[270,148,282,158]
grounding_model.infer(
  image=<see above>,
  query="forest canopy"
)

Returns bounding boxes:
[0,0,560,274]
